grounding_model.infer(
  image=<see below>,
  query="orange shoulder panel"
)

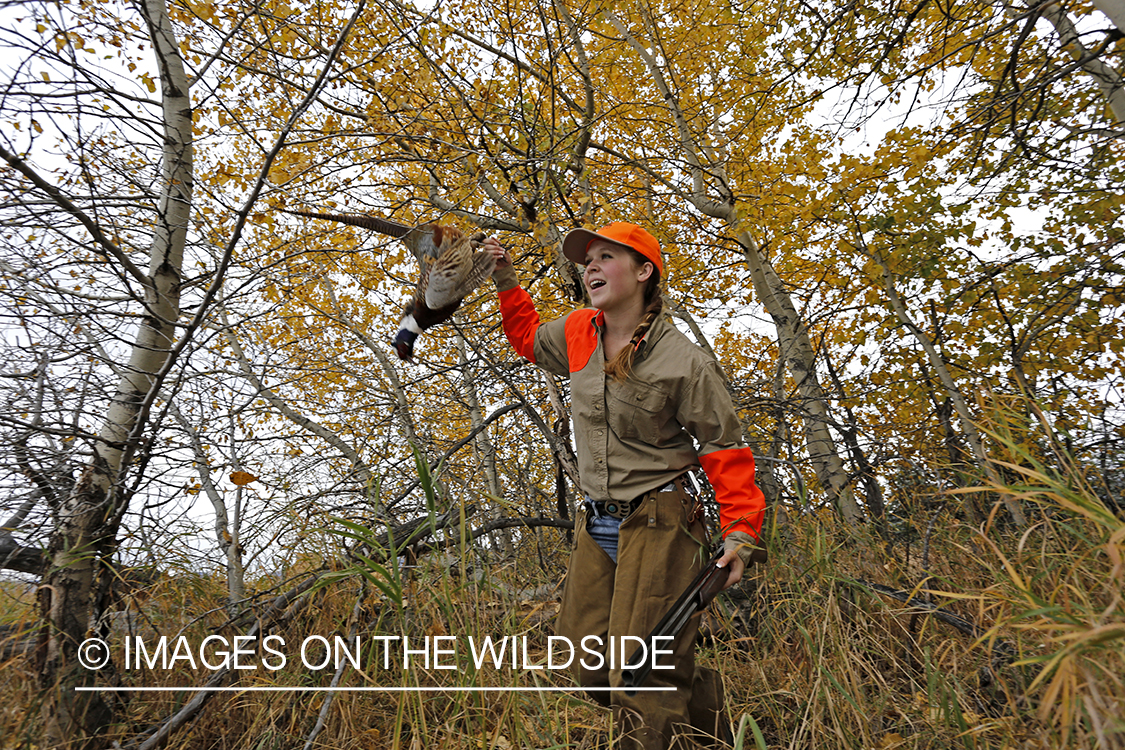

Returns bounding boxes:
[564,310,599,373]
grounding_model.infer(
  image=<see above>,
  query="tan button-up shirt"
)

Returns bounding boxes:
[531,309,743,503]
[495,271,765,540]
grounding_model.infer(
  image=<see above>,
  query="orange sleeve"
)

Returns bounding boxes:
[498,286,541,363]
[699,446,766,540]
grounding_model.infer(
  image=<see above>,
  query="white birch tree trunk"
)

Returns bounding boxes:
[170,404,247,612]
[1092,0,1125,34]
[868,249,1027,527]
[38,0,193,744]
[1035,0,1125,123]
[456,333,513,556]
[605,10,862,526]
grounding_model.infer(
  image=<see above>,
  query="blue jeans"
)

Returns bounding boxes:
[586,509,622,562]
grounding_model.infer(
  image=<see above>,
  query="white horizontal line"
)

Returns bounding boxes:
[75,686,674,693]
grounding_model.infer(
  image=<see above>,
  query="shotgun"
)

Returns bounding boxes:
[622,550,727,693]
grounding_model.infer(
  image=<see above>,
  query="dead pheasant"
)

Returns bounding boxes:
[283,209,496,361]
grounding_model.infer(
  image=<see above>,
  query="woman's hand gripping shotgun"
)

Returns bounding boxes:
[621,550,727,695]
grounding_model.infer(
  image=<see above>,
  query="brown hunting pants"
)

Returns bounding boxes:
[556,481,730,749]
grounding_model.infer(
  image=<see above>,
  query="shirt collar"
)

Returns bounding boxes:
[589,309,668,361]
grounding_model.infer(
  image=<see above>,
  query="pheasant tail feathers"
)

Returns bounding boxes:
[281,208,413,238]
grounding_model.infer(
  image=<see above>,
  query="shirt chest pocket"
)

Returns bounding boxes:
[608,385,670,445]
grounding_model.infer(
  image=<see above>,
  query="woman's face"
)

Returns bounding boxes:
[583,240,653,312]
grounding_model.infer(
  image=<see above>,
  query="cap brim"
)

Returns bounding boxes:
[561,228,634,265]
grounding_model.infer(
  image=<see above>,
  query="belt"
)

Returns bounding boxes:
[588,472,700,520]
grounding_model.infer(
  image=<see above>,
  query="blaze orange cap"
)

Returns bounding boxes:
[562,222,663,277]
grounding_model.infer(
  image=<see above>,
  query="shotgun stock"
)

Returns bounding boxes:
[622,550,727,693]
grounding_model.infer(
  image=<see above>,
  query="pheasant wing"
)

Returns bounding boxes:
[451,245,497,300]
[412,262,431,307]
[423,235,474,309]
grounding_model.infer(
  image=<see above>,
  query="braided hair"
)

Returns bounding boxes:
[604,251,663,383]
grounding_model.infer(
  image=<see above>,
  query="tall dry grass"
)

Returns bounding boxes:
[3,401,1123,749]
[716,397,1124,750]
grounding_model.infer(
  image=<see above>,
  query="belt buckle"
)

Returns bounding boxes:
[603,500,631,519]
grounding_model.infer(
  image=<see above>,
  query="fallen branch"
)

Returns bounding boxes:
[124,571,324,750]
[843,578,1017,667]
[119,506,573,748]
[0,536,45,575]
[411,515,575,558]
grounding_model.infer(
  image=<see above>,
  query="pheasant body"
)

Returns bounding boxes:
[283,209,495,360]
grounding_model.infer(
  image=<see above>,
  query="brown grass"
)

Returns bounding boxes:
[5,405,1124,749]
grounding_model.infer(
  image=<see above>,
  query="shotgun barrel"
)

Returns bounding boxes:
[622,550,727,693]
